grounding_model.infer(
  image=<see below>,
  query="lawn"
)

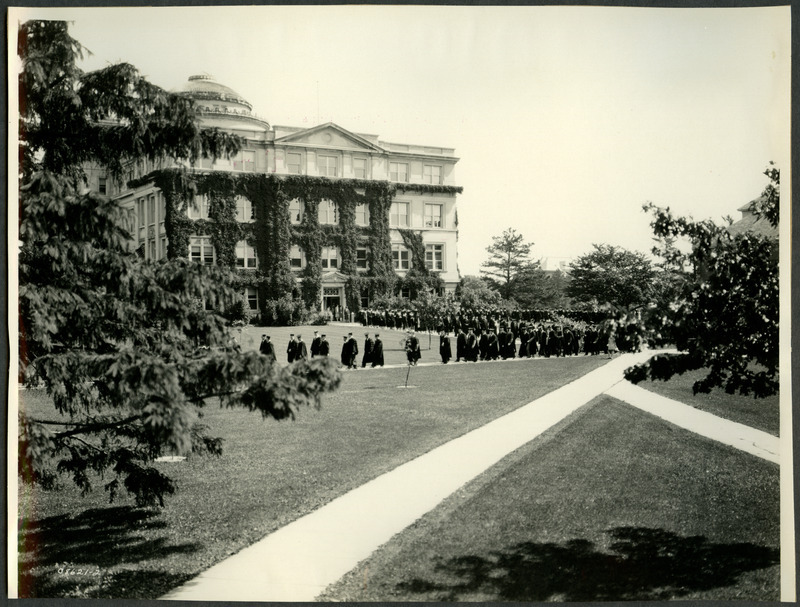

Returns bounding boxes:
[17,354,609,599]
[635,368,780,436]
[320,395,780,602]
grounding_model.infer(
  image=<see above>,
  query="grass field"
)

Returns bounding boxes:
[320,395,780,602]
[635,368,780,436]
[17,354,609,599]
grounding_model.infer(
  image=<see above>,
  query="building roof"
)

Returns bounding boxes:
[178,74,253,110]
[729,195,778,239]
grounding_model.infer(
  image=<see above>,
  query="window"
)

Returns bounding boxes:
[288,199,303,224]
[137,198,146,227]
[148,194,156,225]
[246,287,258,310]
[318,199,337,225]
[389,162,408,182]
[318,155,338,177]
[360,289,369,309]
[424,204,443,228]
[356,247,369,270]
[321,246,339,270]
[392,244,410,270]
[98,177,107,195]
[423,165,442,184]
[160,236,168,258]
[188,195,209,219]
[236,196,254,222]
[232,150,256,172]
[148,240,156,260]
[190,237,215,266]
[390,202,409,227]
[290,245,305,269]
[353,157,367,179]
[236,241,258,269]
[400,287,411,299]
[425,244,444,271]
[287,152,302,174]
[355,203,370,226]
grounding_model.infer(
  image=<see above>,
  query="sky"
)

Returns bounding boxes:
[11,5,791,276]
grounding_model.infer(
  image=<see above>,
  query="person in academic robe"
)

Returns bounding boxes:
[295,335,308,361]
[310,331,322,357]
[362,333,374,368]
[466,328,479,362]
[346,333,359,369]
[478,329,489,361]
[518,327,529,358]
[341,336,350,366]
[319,334,330,357]
[498,326,509,359]
[259,335,276,364]
[405,331,421,365]
[487,329,500,360]
[456,328,467,362]
[439,331,452,364]
[371,334,384,367]
[286,334,297,363]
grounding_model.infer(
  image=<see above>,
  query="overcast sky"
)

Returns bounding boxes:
[11,5,791,275]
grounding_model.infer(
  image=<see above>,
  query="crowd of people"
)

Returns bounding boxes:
[258,318,643,369]
[259,330,386,369]
[357,306,605,335]
[436,322,633,364]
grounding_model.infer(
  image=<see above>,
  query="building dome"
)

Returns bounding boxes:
[179,74,253,111]
[177,74,269,133]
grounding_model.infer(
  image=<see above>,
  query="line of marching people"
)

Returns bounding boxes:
[259,331,388,370]
[436,322,625,364]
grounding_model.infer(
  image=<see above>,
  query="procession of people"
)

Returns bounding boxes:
[260,318,640,370]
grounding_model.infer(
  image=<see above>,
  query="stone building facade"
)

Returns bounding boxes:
[94,75,461,320]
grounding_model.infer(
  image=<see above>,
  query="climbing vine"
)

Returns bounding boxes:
[132,169,457,322]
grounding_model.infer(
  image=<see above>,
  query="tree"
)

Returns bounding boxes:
[17,20,341,507]
[510,266,570,309]
[457,275,502,309]
[480,228,534,299]
[624,168,779,397]
[566,244,656,309]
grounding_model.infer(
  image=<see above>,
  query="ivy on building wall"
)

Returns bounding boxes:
[133,169,457,323]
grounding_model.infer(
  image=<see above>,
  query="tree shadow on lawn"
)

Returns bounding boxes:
[398,526,779,601]
[19,505,200,598]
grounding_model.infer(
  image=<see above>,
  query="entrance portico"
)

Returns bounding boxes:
[321,271,348,319]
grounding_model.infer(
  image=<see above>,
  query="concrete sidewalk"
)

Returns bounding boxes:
[605,381,779,464]
[160,351,655,602]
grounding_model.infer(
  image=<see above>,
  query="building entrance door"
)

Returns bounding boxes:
[322,287,343,319]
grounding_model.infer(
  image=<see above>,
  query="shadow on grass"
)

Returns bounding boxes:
[18,505,200,598]
[398,526,779,601]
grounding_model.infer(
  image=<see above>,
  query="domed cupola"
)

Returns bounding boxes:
[177,74,269,133]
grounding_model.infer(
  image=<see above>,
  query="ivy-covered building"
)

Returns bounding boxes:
[98,75,462,323]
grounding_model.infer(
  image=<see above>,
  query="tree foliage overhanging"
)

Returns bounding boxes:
[624,167,780,398]
[17,20,342,506]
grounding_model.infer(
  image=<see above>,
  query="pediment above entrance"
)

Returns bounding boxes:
[321,270,349,284]
[274,122,383,152]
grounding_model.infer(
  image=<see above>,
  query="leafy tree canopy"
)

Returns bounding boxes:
[18,20,342,507]
[480,228,535,300]
[566,244,656,309]
[624,167,779,397]
[510,266,570,310]
[458,275,503,309]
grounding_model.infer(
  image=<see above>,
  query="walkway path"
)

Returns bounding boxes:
[160,351,777,601]
[605,381,779,463]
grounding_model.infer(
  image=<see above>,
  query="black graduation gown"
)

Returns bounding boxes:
[371,339,384,367]
[440,336,452,363]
